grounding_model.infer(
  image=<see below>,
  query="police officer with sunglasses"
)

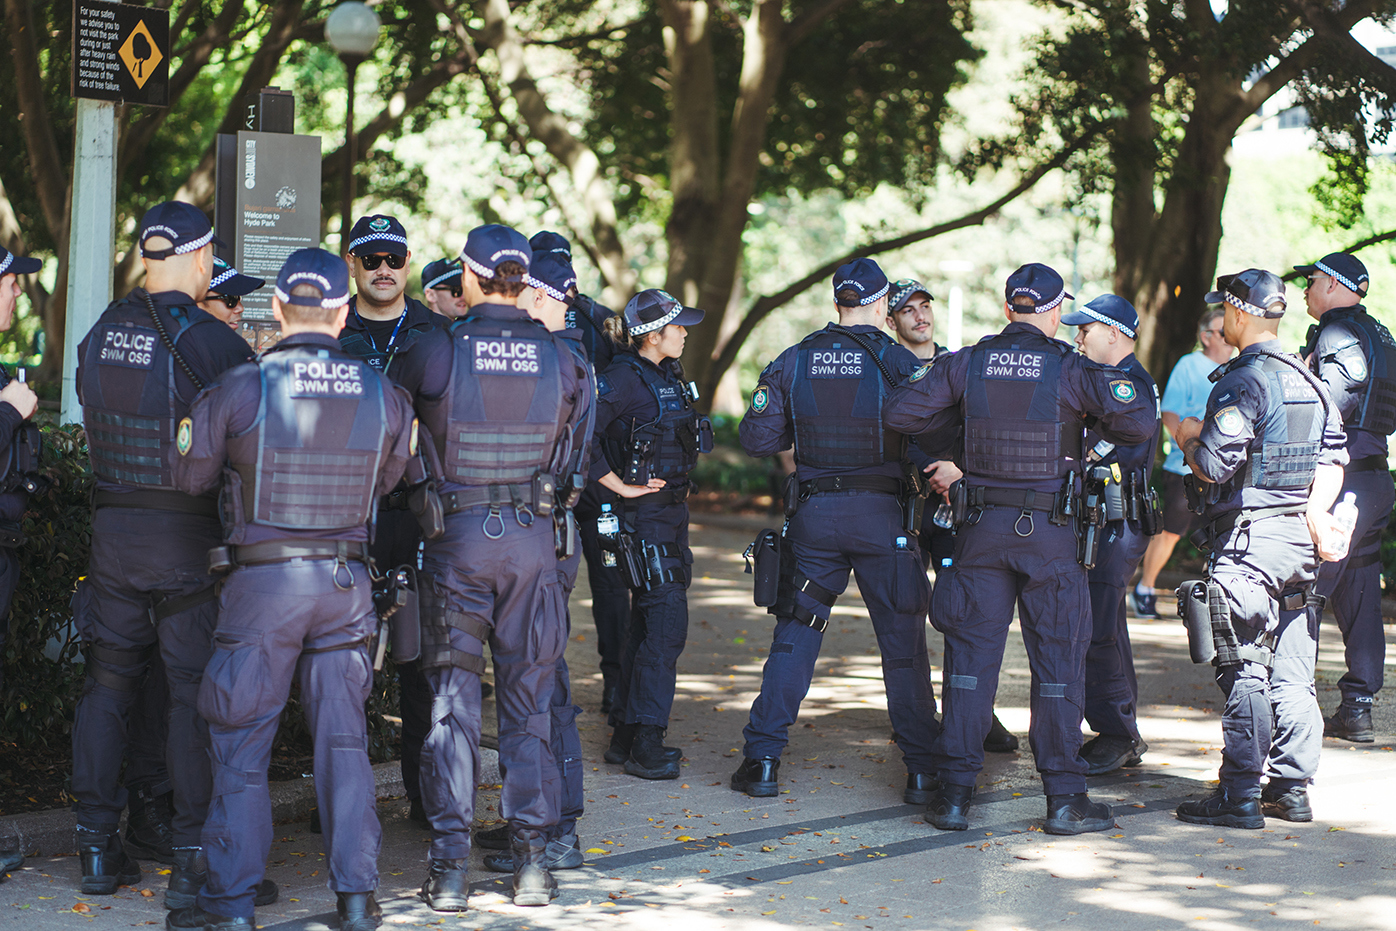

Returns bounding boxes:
[196,257,264,329]
[422,258,469,320]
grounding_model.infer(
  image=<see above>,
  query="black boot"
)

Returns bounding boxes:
[125,784,175,864]
[420,857,470,912]
[1176,790,1264,829]
[1079,734,1138,776]
[605,723,681,765]
[926,784,973,831]
[77,824,141,895]
[310,806,322,834]
[983,714,1019,753]
[510,828,559,907]
[625,725,681,780]
[903,773,939,805]
[1261,783,1313,823]
[408,797,428,828]
[164,846,207,910]
[1324,701,1375,743]
[165,905,254,930]
[485,831,584,873]
[730,757,780,797]
[600,676,618,715]
[474,823,510,850]
[0,833,22,874]
[1044,793,1115,835]
[336,891,383,931]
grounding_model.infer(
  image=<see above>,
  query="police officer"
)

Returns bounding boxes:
[1296,253,1394,743]
[196,257,264,329]
[887,277,1020,756]
[337,215,440,828]
[733,258,939,803]
[396,224,591,909]
[71,202,256,896]
[1061,295,1160,773]
[530,231,629,713]
[885,263,1156,835]
[1173,269,1347,828]
[167,248,415,931]
[480,250,594,875]
[422,258,468,320]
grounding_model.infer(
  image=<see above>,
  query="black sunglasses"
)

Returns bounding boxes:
[358,253,406,270]
[203,293,240,308]
[433,285,463,298]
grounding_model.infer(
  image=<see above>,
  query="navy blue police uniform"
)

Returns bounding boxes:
[1174,270,1347,828]
[71,203,255,894]
[1296,254,1396,741]
[885,264,1156,834]
[733,258,939,801]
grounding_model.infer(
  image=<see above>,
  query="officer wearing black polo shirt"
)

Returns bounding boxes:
[71,202,256,897]
[885,263,1156,835]
[1173,269,1347,828]
[422,258,468,320]
[1296,252,1396,743]
[733,258,939,804]
[1061,295,1161,774]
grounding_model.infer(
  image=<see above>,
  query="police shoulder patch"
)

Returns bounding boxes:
[409,417,419,457]
[176,417,193,456]
[751,385,770,413]
[1214,405,1244,437]
[1109,379,1136,402]
[909,362,933,383]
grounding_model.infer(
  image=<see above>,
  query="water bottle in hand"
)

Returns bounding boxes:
[1327,492,1359,561]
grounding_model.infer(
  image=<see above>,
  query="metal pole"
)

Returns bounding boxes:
[61,97,118,424]
[339,56,360,252]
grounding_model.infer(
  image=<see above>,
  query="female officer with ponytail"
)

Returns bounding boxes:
[590,290,712,780]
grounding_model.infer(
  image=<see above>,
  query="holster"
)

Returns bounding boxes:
[696,416,715,455]
[782,472,800,519]
[615,533,647,590]
[1051,471,1076,526]
[371,565,421,665]
[1138,479,1162,536]
[948,478,968,527]
[900,461,931,535]
[1103,477,1126,523]
[554,507,577,560]
[744,528,783,607]
[1177,580,1217,665]
[408,480,445,541]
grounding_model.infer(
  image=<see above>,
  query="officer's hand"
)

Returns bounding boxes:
[1174,416,1204,446]
[1307,510,1346,562]
[923,460,963,496]
[599,472,666,498]
[0,380,38,420]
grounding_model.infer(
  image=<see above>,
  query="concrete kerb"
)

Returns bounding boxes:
[0,748,500,859]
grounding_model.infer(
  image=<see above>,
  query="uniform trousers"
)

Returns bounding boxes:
[1084,520,1149,741]
[550,541,584,839]
[70,508,218,843]
[418,506,567,859]
[197,558,380,919]
[574,484,630,689]
[743,490,937,771]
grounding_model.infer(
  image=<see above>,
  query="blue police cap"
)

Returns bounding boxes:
[624,289,704,335]
[0,244,42,278]
[832,258,890,306]
[275,248,350,309]
[139,201,225,260]
[528,230,573,258]
[1294,252,1369,297]
[1061,294,1138,339]
[347,214,409,257]
[209,256,265,297]
[1005,263,1071,313]
[525,252,578,303]
[460,224,532,278]
[421,257,462,292]
[1205,269,1285,318]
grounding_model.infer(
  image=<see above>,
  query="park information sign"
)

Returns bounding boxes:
[234,131,322,322]
[72,0,170,107]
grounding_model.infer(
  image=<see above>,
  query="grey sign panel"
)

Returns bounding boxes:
[233,131,322,322]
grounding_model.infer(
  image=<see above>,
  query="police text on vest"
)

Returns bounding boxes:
[473,338,542,375]
[290,360,364,396]
[99,327,157,369]
[983,350,1044,379]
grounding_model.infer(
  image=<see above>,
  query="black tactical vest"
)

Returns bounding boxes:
[81,301,214,489]
[611,354,711,479]
[962,331,1080,479]
[1320,311,1396,435]
[419,315,569,486]
[225,345,387,531]
[789,327,904,470]
[1225,352,1325,491]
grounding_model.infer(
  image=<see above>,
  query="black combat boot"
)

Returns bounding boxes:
[1176,790,1264,829]
[485,831,583,873]
[474,822,509,850]
[1079,734,1138,775]
[165,905,254,930]
[509,828,559,907]
[982,714,1019,753]
[420,857,469,912]
[625,725,681,780]
[730,757,780,797]
[604,723,681,765]
[164,846,207,910]
[926,784,973,831]
[1261,782,1313,822]
[336,891,383,931]
[903,773,939,805]
[600,675,618,715]
[1044,793,1115,835]
[1324,701,1375,743]
[125,784,175,864]
[77,824,141,895]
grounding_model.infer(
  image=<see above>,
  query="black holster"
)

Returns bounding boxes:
[373,565,421,665]
[1177,580,1217,665]
[744,528,782,607]
[1177,578,1244,667]
[782,472,800,519]
[408,480,445,541]
[615,533,647,590]
[948,478,968,527]
[554,507,577,560]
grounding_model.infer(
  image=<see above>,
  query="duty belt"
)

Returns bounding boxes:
[971,486,1058,511]
[1192,504,1304,553]
[223,539,370,568]
[94,488,219,519]
[1348,455,1388,473]
[643,484,690,506]
[379,487,413,511]
[798,475,902,497]
[440,484,535,516]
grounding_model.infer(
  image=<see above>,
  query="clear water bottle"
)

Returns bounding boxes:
[597,503,619,567]
[1327,492,1359,561]
[932,500,954,529]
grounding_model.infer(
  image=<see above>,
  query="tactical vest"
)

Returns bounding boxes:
[568,294,615,372]
[1224,352,1325,491]
[419,315,569,486]
[962,332,1080,479]
[81,301,213,489]
[225,345,387,531]
[338,311,435,373]
[611,354,711,480]
[789,327,904,470]
[1323,311,1396,435]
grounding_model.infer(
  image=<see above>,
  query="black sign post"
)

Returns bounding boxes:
[72,0,170,107]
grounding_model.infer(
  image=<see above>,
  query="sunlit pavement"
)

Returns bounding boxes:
[6,513,1396,929]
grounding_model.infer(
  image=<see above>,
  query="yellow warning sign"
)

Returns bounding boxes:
[117,19,162,89]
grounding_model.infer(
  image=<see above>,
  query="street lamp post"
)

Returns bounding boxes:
[325,1,381,252]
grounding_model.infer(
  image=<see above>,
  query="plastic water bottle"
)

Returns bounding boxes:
[932,500,954,529]
[1328,492,1359,561]
[597,503,619,567]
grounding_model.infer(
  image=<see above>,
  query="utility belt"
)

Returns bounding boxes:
[1348,455,1389,473]
[379,486,413,511]
[94,488,219,519]
[960,484,1073,538]
[795,467,930,535]
[438,473,558,540]
[208,538,369,580]
[1188,504,1305,554]
[1177,578,1324,670]
[1076,466,1162,569]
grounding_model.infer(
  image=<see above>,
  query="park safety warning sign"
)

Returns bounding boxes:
[72,0,170,106]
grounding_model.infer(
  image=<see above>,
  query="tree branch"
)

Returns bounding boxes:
[1281,228,1396,281]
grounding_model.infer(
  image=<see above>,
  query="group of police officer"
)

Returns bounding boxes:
[0,194,1388,923]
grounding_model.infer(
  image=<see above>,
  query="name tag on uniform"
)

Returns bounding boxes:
[473,337,542,376]
[290,360,365,397]
[807,349,863,378]
[98,326,158,369]
[656,384,683,410]
[981,350,1044,380]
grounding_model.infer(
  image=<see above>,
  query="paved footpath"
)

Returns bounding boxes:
[4,512,1396,929]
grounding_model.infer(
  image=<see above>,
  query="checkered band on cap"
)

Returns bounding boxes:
[836,279,889,305]
[460,249,529,280]
[1072,304,1135,338]
[525,273,577,303]
[1010,287,1067,313]
[209,266,237,290]
[174,230,214,254]
[276,272,349,309]
[630,304,682,336]
[1316,259,1367,295]
[348,233,409,254]
[1221,290,1268,318]
[426,268,461,290]
[0,253,12,277]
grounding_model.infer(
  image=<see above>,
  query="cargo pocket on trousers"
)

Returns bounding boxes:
[198,626,271,728]
[929,566,970,634]
[891,542,931,616]
[527,576,569,667]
